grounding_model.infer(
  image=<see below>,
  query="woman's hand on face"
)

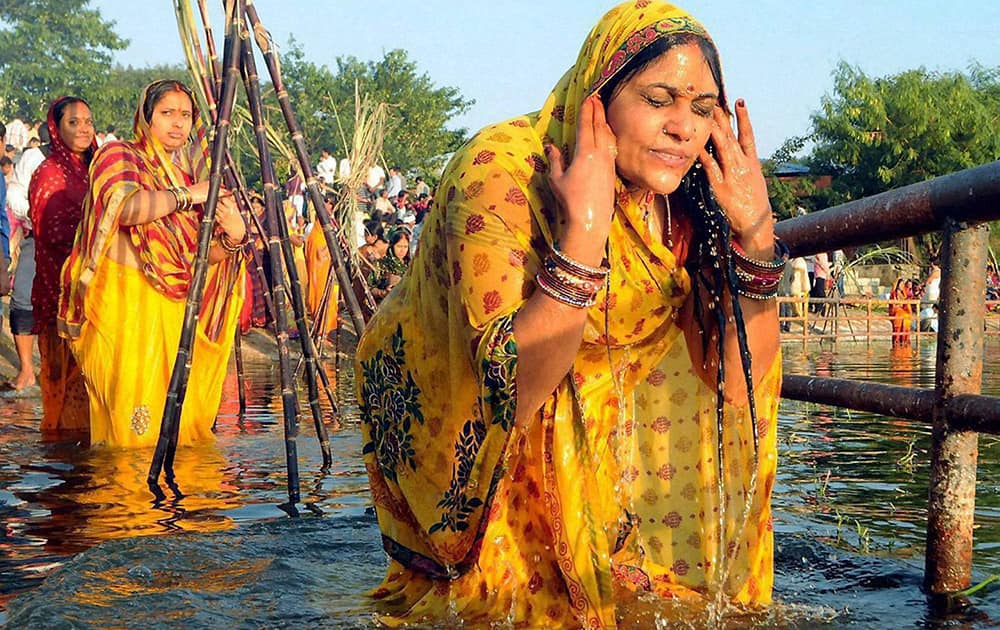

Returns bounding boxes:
[546,95,618,260]
[699,100,774,254]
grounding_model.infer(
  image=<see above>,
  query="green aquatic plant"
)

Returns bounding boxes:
[956,574,999,597]
[855,519,871,554]
[896,438,917,472]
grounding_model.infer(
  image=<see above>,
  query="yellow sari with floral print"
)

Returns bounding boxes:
[355,2,780,627]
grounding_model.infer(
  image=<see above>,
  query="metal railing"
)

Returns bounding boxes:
[774,159,1000,603]
[776,296,1000,352]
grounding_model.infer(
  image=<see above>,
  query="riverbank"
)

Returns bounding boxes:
[0,295,361,393]
[0,299,950,386]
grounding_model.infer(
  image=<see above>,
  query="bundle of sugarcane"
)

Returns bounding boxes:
[153,0,372,502]
[151,0,244,485]
[327,85,386,318]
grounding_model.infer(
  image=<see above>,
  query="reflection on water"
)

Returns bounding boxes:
[1,341,998,628]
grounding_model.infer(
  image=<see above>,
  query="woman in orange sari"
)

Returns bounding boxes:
[58,80,247,448]
[29,96,96,433]
[889,277,911,347]
[355,2,783,627]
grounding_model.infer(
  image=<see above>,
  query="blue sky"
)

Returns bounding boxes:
[92,0,1000,158]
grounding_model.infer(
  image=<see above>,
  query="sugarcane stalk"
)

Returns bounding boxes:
[244,0,368,333]
[195,0,222,99]
[234,325,247,418]
[148,0,244,486]
[173,0,216,122]
[240,26,332,470]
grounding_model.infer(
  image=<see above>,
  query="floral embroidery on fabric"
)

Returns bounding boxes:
[130,405,150,435]
[429,314,517,534]
[431,418,487,534]
[482,314,517,431]
[360,324,424,482]
[589,16,709,95]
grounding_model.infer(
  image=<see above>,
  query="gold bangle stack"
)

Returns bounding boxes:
[535,242,610,309]
[217,231,249,255]
[169,186,193,211]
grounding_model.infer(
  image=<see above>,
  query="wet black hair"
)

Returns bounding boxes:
[142,80,196,124]
[599,32,762,491]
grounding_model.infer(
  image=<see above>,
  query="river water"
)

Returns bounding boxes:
[1,339,997,628]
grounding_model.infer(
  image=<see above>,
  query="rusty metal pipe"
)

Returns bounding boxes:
[781,375,936,421]
[775,160,1000,257]
[947,394,1000,434]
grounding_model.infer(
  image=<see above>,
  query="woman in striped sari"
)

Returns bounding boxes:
[58,80,247,448]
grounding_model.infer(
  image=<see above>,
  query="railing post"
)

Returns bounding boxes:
[866,298,872,350]
[925,218,987,595]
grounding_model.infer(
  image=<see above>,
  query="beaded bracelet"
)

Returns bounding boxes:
[218,231,249,255]
[731,238,790,300]
[551,241,610,280]
[543,257,604,295]
[732,238,790,272]
[535,268,599,308]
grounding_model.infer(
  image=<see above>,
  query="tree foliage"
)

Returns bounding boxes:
[794,62,1000,261]
[0,0,128,119]
[808,61,1000,204]
[279,41,473,177]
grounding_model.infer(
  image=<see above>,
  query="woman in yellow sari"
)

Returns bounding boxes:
[356,2,783,627]
[58,80,247,448]
[304,194,339,338]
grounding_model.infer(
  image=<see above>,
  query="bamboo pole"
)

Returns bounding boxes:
[244,0,368,333]
[240,33,333,470]
[187,0,341,425]
[149,0,243,486]
[195,0,222,100]
[234,326,247,417]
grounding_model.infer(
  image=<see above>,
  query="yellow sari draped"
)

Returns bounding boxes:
[58,82,245,448]
[355,2,779,627]
[305,224,339,336]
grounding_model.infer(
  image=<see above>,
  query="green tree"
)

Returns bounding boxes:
[764,135,816,220]
[280,41,473,176]
[805,62,1000,260]
[808,62,1000,202]
[0,0,128,119]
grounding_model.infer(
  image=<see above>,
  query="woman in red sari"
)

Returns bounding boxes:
[29,96,96,433]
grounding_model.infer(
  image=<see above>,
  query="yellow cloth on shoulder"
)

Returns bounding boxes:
[355,2,779,627]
